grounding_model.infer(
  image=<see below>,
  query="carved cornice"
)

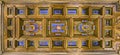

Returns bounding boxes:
[0,0,118,4]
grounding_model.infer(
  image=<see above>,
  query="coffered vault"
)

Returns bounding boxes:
[0,0,120,55]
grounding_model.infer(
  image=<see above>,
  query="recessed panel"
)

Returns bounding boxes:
[16,9,24,15]
[7,18,13,26]
[53,8,63,15]
[105,19,112,26]
[39,9,48,15]
[92,40,102,47]
[39,40,49,47]
[105,8,112,15]
[7,7,13,15]
[28,8,34,15]
[52,40,63,48]
[92,9,101,15]
[20,19,43,37]
[82,8,88,15]
[18,41,24,46]
[7,30,13,38]
[68,40,77,47]
[104,29,112,37]
[105,40,112,48]
[27,40,34,47]
[81,40,89,48]
[73,19,97,37]
[67,9,77,14]
[46,19,69,37]
[7,40,13,48]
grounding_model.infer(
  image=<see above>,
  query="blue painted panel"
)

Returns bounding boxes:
[40,9,48,14]
[18,9,24,14]
[51,23,65,32]
[53,41,63,46]
[78,23,84,32]
[68,41,77,46]
[68,9,77,14]
[29,9,34,15]
[53,9,63,15]
[18,41,24,46]
[106,9,110,14]
[82,9,87,15]
[39,41,48,46]
[92,9,100,14]
[92,41,99,46]
[82,41,87,46]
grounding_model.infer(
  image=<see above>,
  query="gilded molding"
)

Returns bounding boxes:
[0,0,118,4]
